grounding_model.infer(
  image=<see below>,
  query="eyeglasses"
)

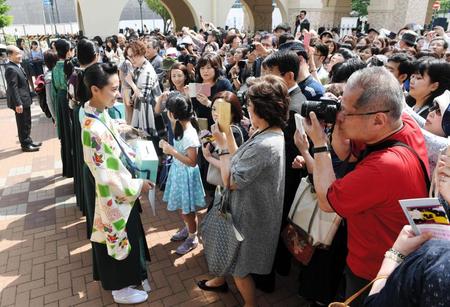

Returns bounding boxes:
[429,103,442,116]
[341,109,391,117]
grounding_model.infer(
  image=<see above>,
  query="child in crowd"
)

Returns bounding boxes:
[159,94,205,255]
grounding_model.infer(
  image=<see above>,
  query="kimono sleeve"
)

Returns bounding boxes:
[81,125,143,204]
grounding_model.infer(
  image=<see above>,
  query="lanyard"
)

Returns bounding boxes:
[84,111,151,180]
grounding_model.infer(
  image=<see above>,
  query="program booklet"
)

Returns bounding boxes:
[399,198,450,241]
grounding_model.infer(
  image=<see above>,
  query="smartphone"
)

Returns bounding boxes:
[303,32,311,47]
[215,99,231,132]
[294,113,305,135]
[238,60,246,69]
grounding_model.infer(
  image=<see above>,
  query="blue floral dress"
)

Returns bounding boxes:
[163,125,205,214]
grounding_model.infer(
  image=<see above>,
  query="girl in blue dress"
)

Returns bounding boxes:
[159,94,205,255]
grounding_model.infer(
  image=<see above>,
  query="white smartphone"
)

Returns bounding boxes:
[294,113,305,135]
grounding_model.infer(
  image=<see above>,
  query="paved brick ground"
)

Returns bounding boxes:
[0,101,308,307]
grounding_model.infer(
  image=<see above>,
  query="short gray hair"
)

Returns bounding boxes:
[346,66,403,120]
[147,38,160,50]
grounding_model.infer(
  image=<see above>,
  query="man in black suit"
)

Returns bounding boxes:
[294,10,310,37]
[6,45,41,152]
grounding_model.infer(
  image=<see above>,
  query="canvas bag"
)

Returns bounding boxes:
[288,176,342,248]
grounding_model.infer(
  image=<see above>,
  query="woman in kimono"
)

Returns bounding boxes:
[81,62,154,305]
[52,39,74,178]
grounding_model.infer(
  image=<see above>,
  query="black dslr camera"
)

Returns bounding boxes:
[300,98,341,124]
[176,44,186,51]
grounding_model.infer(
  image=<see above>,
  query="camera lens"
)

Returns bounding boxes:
[300,99,340,124]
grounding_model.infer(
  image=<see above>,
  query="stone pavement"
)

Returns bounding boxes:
[0,101,307,307]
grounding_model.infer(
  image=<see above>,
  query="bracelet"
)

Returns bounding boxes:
[217,148,230,156]
[384,248,406,264]
[312,146,330,155]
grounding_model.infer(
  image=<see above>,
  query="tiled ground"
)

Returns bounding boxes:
[0,101,308,307]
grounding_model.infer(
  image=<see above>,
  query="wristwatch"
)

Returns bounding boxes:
[312,146,330,155]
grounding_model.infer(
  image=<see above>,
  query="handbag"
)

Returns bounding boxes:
[282,176,341,265]
[206,125,244,187]
[200,186,244,276]
[206,152,223,186]
[328,275,388,307]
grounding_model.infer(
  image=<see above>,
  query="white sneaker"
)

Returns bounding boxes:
[112,286,148,304]
[142,279,152,293]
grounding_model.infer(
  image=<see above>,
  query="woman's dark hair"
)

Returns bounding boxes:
[55,39,71,59]
[212,91,243,123]
[83,63,118,99]
[328,40,339,54]
[43,50,58,70]
[331,58,367,83]
[77,39,98,66]
[16,38,25,49]
[168,63,190,90]
[202,42,218,54]
[195,53,222,82]
[64,58,76,79]
[336,48,355,60]
[225,34,239,45]
[165,93,199,140]
[416,51,440,59]
[92,36,103,47]
[407,58,450,111]
[105,36,118,52]
[75,39,99,104]
[235,47,249,59]
[247,75,290,128]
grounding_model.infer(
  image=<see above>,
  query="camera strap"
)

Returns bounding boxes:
[357,139,430,191]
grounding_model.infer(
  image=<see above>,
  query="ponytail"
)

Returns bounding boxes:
[174,120,184,141]
[75,69,91,105]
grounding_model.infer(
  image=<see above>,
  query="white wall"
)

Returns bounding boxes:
[77,0,128,37]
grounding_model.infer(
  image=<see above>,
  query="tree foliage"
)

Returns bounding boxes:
[352,0,370,17]
[145,0,171,34]
[437,0,450,14]
[0,0,13,29]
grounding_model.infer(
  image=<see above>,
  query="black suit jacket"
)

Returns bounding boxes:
[5,62,32,110]
[293,17,310,36]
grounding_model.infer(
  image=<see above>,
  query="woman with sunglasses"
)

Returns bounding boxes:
[405,89,450,174]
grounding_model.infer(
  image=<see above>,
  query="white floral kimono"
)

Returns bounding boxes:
[81,102,143,260]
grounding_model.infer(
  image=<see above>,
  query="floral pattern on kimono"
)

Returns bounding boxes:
[81,102,143,260]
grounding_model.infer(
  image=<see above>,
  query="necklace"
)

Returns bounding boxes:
[251,126,272,139]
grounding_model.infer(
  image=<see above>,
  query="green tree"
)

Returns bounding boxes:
[0,0,13,43]
[145,0,171,34]
[352,0,370,16]
[437,0,450,15]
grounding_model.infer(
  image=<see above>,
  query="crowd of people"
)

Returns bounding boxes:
[4,9,450,306]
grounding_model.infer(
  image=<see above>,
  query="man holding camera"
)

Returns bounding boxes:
[303,67,429,306]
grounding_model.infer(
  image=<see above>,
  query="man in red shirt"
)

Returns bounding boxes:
[303,66,429,307]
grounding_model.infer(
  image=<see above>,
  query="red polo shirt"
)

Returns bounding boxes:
[327,113,429,280]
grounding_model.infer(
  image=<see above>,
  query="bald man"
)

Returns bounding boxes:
[6,45,41,152]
